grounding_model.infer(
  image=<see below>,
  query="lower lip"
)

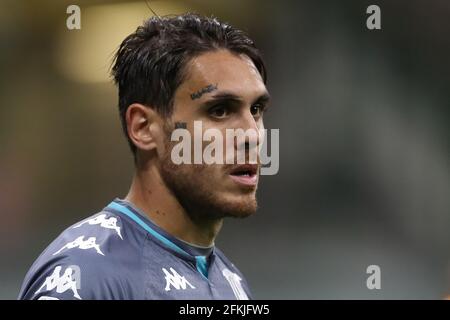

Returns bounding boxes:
[229,174,258,186]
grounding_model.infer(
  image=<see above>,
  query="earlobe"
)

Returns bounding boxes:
[126,103,160,152]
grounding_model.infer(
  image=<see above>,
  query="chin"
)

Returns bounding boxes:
[216,193,258,218]
[160,156,259,220]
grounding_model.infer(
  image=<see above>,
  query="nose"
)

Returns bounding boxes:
[236,109,262,157]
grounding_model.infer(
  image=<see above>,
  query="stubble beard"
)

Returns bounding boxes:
[159,135,258,223]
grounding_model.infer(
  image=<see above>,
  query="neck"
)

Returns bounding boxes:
[125,165,223,247]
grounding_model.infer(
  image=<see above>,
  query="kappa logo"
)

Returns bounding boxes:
[73,214,123,239]
[36,265,81,300]
[222,268,249,300]
[162,267,196,291]
[53,235,104,256]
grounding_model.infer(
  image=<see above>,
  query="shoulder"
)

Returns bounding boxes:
[19,210,145,300]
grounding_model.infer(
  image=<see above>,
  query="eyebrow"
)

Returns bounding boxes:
[202,91,271,106]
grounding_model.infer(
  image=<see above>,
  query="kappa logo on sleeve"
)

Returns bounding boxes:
[222,268,249,300]
[73,214,123,239]
[162,267,196,291]
[35,265,82,300]
[53,235,104,256]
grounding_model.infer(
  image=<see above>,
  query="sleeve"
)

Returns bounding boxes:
[19,261,83,300]
[18,255,136,300]
[18,211,141,300]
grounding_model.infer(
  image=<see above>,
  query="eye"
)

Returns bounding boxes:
[250,103,265,117]
[208,105,229,119]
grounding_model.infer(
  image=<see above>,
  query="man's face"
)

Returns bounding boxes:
[159,49,270,221]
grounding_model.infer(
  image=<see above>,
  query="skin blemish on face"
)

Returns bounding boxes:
[155,210,166,216]
[190,83,218,100]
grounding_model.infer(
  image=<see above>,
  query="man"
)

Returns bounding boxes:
[19,13,269,300]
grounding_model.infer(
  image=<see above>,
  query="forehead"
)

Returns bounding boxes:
[179,49,266,98]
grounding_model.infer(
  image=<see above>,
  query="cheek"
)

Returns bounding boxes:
[192,165,226,188]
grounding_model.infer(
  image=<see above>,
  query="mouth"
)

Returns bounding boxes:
[228,164,259,187]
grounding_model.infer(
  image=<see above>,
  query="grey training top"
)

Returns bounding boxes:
[18,199,252,300]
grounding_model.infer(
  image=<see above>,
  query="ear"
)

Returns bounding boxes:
[125,103,164,154]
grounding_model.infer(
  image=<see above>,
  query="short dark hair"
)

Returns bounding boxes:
[111,13,267,155]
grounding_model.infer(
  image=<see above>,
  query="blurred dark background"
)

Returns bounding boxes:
[0,0,449,299]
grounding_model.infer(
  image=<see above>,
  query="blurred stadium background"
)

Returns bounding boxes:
[0,0,449,299]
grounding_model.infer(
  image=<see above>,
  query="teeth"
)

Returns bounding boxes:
[231,169,255,176]
[233,172,249,176]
